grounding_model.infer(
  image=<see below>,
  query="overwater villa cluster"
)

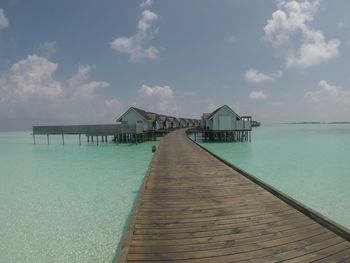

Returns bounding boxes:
[32,105,254,144]
[118,105,253,142]
[117,107,201,131]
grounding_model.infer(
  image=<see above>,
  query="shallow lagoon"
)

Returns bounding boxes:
[0,132,158,262]
[197,124,350,230]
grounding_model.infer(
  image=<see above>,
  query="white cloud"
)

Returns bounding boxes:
[140,0,153,9]
[249,91,268,100]
[304,80,350,103]
[245,69,282,84]
[264,0,340,68]
[138,84,173,97]
[68,65,110,101]
[302,80,350,120]
[134,84,178,115]
[105,98,122,111]
[110,6,161,61]
[2,54,63,101]
[138,10,158,33]
[0,9,9,28]
[0,54,122,125]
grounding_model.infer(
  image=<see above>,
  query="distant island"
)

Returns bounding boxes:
[283,122,350,124]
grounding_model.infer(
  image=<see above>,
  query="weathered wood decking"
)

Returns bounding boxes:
[118,129,350,262]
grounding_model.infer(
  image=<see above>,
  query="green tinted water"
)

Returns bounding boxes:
[0,132,158,262]
[197,124,350,229]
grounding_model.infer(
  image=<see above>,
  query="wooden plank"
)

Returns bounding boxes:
[116,129,350,263]
[282,242,350,262]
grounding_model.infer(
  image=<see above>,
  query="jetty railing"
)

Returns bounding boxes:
[32,124,144,145]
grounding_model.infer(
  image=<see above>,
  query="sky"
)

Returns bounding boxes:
[1,0,350,130]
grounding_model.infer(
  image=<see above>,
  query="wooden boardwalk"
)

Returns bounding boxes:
[118,129,350,262]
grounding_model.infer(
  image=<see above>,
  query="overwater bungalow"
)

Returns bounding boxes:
[166,117,176,129]
[178,118,187,128]
[171,118,180,129]
[155,115,166,130]
[202,105,252,141]
[117,107,153,131]
[146,112,162,130]
[117,107,201,131]
[164,117,174,129]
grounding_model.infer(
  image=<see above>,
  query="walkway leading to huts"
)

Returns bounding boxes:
[118,129,350,262]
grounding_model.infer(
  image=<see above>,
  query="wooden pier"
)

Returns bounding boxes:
[32,124,153,144]
[118,129,350,262]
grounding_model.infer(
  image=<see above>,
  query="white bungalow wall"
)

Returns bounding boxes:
[164,121,171,129]
[211,106,238,131]
[119,109,151,131]
[236,120,252,130]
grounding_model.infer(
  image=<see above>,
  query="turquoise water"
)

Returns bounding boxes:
[196,124,350,230]
[0,132,158,262]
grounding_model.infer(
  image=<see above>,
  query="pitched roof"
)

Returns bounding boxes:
[117,107,152,122]
[202,113,210,120]
[117,107,201,123]
[146,112,157,121]
[208,105,240,120]
[157,115,167,122]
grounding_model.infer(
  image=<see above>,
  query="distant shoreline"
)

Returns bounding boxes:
[282,122,350,125]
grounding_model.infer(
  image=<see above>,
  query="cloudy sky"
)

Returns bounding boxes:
[1,0,350,130]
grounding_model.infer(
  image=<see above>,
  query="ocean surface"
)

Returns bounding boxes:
[0,131,159,263]
[197,124,350,230]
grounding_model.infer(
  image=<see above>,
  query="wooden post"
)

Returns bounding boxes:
[33,134,36,144]
[79,134,81,145]
[47,134,50,145]
[62,133,64,145]
[97,136,99,146]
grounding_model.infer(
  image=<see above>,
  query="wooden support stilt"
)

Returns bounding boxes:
[62,133,65,145]
[97,136,99,146]
[79,134,81,145]
[33,134,36,144]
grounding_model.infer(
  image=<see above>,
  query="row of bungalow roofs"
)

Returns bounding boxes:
[117,105,252,132]
[117,107,201,131]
